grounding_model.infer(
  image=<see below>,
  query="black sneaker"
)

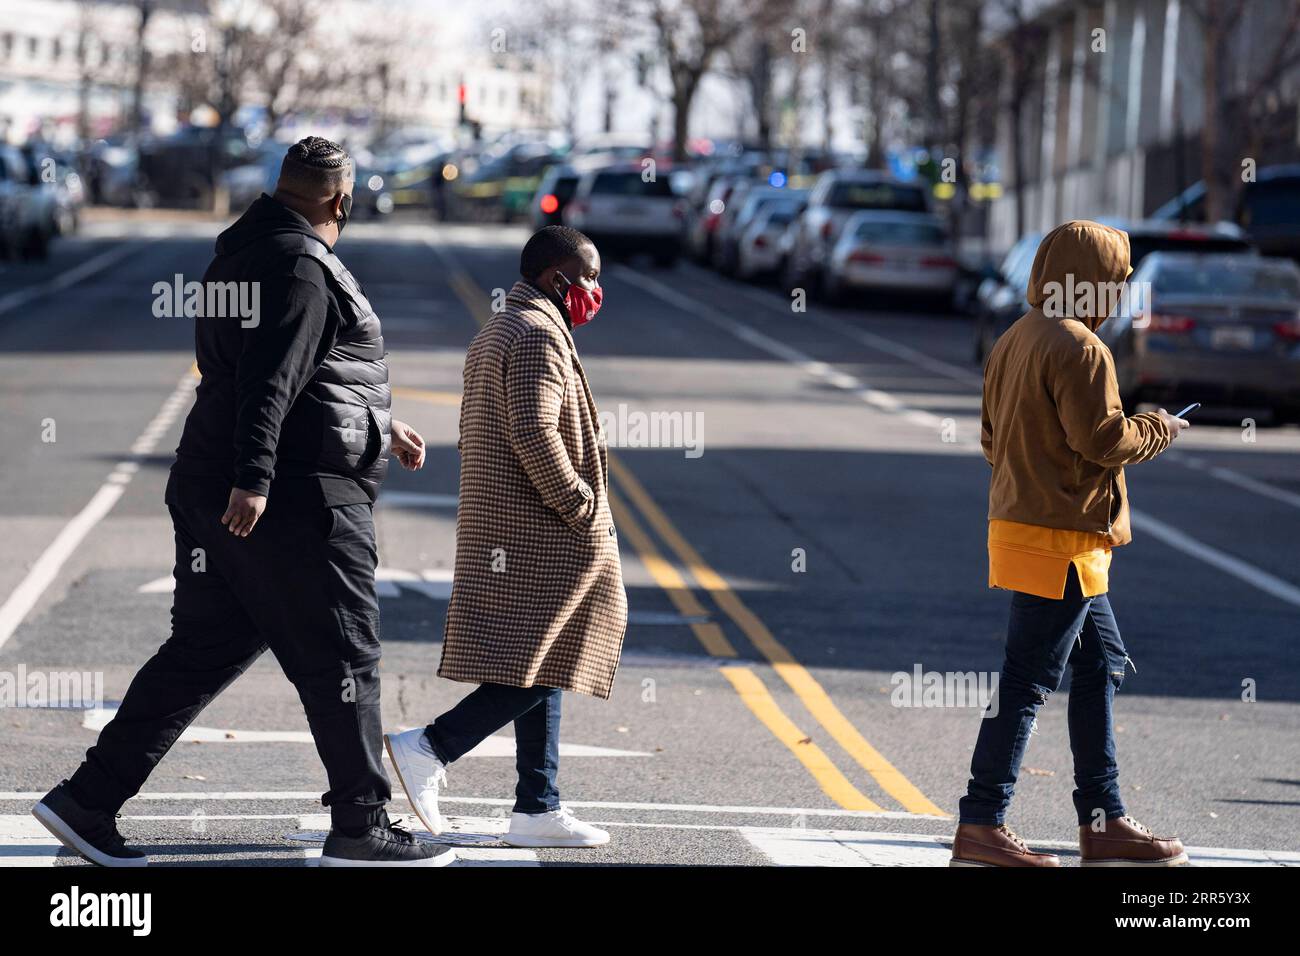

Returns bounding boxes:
[319,817,456,867]
[32,781,148,867]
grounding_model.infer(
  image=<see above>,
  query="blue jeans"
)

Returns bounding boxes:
[424,683,561,814]
[959,565,1130,827]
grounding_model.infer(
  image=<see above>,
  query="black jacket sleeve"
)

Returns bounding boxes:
[233,258,338,495]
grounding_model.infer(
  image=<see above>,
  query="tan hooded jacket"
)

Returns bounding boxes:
[981,220,1172,546]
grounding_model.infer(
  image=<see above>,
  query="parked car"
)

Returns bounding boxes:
[1152,164,1300,262]
[562,164,684,266]
[972,220,1256,363]
[530,163,580,229]
[1096,252,1300,420]
[686,174,744,264]
[451,141,565,222]
[822,211,957,305]
[712,186,808,275]
[736,205,802,281]
[781,170,930,294]
[0,143,54,259]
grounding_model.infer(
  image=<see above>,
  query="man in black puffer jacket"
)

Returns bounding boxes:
[32,137,453,868]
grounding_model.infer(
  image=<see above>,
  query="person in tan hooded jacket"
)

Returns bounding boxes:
[951,220,1191,868]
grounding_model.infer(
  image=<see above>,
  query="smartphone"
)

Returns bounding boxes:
[1175,402,1201,419]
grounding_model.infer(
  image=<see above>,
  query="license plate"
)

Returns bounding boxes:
[1211,325,1254,350]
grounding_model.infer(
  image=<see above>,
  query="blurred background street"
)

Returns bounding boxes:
[0,0,1298,867]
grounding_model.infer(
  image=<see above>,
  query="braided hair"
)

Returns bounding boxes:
[520,225,594,283]
[277,136,352,198]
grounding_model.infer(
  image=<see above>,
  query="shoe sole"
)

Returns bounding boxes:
[383,733,443,836]
[319,847,456,867]
[31,802,148,868]
[502,834,610,848]
[949,858,997,867]
[1081,853,1190,867]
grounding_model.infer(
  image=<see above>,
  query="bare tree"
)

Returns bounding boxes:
[1187,0,1300,221]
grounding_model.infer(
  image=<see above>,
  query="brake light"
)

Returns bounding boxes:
[539,194,559,214]
[753,235,768,248]
[848,250,885,264]
[1274,317,1300,341]
[1146,313,1196,333]
[821,220,834,240]
[920,255,957,268]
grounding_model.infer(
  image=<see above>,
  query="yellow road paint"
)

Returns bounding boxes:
[720,667,884,812]
[607,487,736,659]
[609,455,947,817]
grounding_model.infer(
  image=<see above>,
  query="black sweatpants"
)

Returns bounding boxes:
[68,480,389,830]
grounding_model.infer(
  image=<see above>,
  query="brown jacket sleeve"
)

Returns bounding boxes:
[1052,343,1172,468]
[980,384,994,466]
[505,326,596,529]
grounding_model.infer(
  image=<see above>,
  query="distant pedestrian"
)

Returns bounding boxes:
[385,225,627,848]
[952,220,1190,867]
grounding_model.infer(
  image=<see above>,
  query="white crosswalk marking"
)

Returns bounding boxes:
[0,814,62,866]
[294,814,540,866]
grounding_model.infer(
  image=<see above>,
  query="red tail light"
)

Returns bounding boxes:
[753,235,768,248]
[539,194,559,214]
[704,213,722,232]
[1275,317,1300,341]
[919,255,957,269]
[1146,313,1196,333]
[848,250,885,265]
[820,220,834,240]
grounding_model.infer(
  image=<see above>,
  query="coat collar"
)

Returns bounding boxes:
[507,280,572,340]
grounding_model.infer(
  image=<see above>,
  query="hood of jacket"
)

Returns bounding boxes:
[1025,219,1131,331]
[214,193,326,258]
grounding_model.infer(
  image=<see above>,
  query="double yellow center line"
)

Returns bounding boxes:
[410,258,947,818]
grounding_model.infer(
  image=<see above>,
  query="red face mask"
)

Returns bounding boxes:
[557,273,602,327]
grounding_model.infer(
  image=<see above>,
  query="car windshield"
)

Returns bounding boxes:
[828,181,927,212]
[590,172,674,197]
[852,220,945,245]
[1151,261,1300,300]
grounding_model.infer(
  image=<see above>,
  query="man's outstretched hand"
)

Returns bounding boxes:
[1156,408,1190,442]
[391,419,426,470]
[221,487,267,537]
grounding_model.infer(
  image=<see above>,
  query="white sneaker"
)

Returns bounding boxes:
[504,806,609,848]
[383,728,446,835]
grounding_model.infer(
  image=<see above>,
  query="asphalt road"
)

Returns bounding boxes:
[0,215,1297,867]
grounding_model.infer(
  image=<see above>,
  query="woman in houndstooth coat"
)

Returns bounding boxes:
[438,278,628,699]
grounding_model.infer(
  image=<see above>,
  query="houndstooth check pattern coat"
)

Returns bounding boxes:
[438,281,628,698]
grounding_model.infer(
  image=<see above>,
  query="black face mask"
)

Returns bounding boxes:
[336,193,352,235]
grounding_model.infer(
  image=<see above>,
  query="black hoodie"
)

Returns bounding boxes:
[169,194,383,507]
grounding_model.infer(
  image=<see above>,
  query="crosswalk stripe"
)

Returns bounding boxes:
[0,814,62,866]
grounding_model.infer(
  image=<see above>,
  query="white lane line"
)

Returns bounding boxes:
[0,790,944,821]
[0,370,196,652]
[685,263,1300,512]
[1130,510,1300,608]
[0,814,63,866]
[0,240,157,318]
[3,813,1289,867]
[739,827,1300,867]
[139,566,454,600]
[616,266,1300,610]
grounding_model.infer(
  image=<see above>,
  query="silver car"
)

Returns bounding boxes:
[1099,252,1300,420]
[563,164,684,267]
[823,211,957,305]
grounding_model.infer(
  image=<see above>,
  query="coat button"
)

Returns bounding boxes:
[608,526,616,537]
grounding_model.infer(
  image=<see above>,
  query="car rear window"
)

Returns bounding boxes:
[828,182,927,212]
[590,172,675,197]
[552,176,579,201]
[1152,262,1300,300]
[853,220,946,245]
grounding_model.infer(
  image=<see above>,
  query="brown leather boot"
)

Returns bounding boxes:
[1079,815,1189,866]
[950,823,1061,867]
